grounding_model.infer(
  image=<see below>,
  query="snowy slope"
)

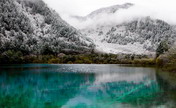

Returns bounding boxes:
[71,3,133,21]
[87,3,133,18]
[0,0,94,54]
[73,3,176,54]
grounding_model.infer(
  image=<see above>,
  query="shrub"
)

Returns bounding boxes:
[133,59,155,65]
[156,45,176,72]
[48,58,60,64]
[156,41,169,57]
[0,50,23,64]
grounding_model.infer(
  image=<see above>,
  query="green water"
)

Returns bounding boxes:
[0,64,176,108]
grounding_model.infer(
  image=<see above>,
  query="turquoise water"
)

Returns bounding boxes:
[0,64,176,108]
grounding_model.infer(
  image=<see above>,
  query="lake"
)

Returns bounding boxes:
[0,64,176,108]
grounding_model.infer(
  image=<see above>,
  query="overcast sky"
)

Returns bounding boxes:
[43,0,176,28]
[43,0,176,16]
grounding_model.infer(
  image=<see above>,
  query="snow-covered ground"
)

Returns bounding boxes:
[87,34,153,54]
[68,3,176,55]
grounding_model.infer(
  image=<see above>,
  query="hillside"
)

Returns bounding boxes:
[0,0,94,55]
[72,3,176,54]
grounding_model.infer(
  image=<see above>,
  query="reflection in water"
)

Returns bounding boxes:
[0,64,176,108]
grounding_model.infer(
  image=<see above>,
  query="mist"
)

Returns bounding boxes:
[43,0,176,29]
[63,4,176,29]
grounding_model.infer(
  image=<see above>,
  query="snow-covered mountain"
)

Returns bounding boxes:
[1,0,175,55]
[87,3,133,18]
[72,3,133,21]
[0,0,94,55]
[72,3,176,54]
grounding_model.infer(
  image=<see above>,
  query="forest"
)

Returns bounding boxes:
[0,0,176,72]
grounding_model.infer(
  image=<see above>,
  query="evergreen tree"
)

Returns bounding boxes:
[156,41,169,57]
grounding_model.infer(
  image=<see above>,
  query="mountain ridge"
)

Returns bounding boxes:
[87,3,133,18]
[0,0,94,55]
[72,3,176,54]
[71,3,133,21]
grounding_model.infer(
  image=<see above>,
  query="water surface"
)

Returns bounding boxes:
[0,64,176,108]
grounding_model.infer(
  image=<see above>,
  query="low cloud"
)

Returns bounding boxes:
[61,3,176,29]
